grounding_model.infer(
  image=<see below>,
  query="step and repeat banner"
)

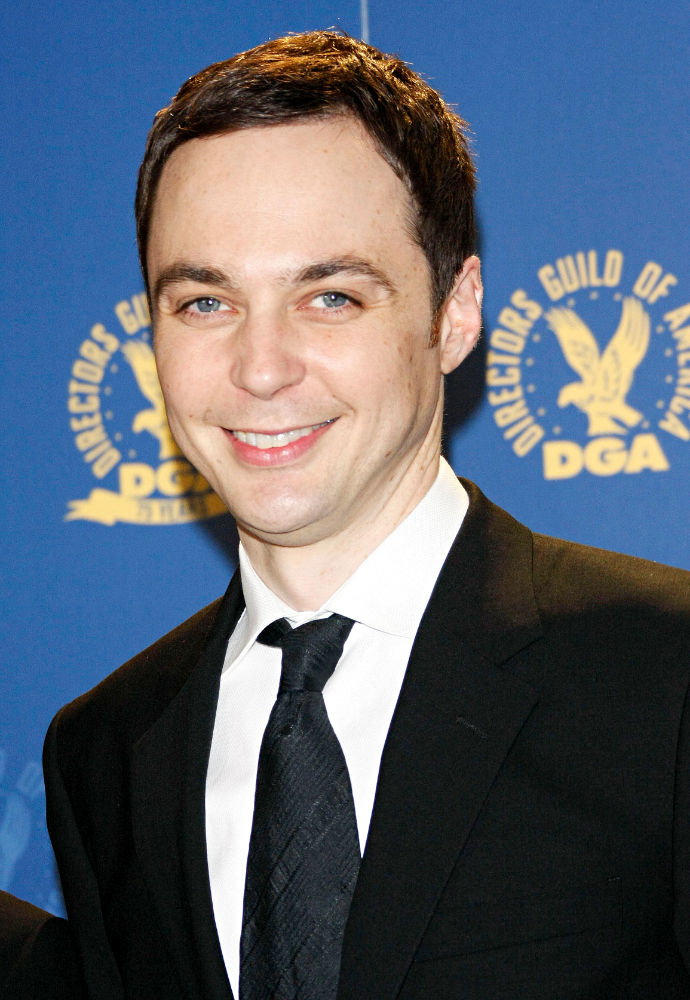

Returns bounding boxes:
[3,0,688,912]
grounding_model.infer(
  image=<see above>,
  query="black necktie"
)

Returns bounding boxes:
[239,614,360,1000]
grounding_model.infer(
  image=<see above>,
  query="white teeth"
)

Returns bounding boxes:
[233,421,332,449]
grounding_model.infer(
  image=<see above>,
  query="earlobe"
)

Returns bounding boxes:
[438,255,483,375]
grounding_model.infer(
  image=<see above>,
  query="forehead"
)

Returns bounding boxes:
[148,117,418,274]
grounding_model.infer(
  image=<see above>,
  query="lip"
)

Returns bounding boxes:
[225,419,336,467]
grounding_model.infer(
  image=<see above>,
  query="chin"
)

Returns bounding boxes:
[239,501,350,548]
[233,500,320,541]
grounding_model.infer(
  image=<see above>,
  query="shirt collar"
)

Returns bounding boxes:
[323,459,467,637]
[226,458,468,668]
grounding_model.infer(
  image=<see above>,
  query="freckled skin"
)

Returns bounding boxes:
[148,117,482,607]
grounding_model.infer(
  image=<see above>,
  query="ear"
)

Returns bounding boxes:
[437,256,483,375]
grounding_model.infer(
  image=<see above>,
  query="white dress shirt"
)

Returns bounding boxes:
[205,458,469,994]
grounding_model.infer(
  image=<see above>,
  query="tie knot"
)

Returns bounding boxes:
[257,614,354,693]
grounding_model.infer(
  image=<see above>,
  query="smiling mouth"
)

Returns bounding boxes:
[231,419,335,450]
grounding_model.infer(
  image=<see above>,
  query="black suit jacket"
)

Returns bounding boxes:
[44,481,690,999]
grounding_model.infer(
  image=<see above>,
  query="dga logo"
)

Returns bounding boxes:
[0,747,43,892]
[66,293,227,525]
[486,249,690,479]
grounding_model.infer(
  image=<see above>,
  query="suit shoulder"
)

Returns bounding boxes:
[532,531,690,617]
[458,479,689,677]
[527,535,690,684]
[460,476,689,621]
[51,597,224,738]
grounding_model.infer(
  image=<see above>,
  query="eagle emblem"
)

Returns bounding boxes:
[120,340,181,459]
[546,296,650,436]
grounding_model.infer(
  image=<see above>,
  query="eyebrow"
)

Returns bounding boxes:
[153,264,239,304]
[292,257,396,294]
[153,255,397,304]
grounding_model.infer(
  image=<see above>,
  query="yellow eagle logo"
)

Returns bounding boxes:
[546,296,650,436]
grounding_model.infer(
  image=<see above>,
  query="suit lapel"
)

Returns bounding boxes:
[338,481,543,1000]
[131,573,245,1000]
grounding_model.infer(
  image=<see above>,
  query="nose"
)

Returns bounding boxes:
[230,310,306,400]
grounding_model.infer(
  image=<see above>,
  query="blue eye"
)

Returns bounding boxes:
[195,297,223,312]
[319,292,350,309]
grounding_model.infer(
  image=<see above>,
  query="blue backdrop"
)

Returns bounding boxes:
[2,0,689,913]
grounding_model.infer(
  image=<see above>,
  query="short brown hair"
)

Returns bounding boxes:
[135,30,476,315]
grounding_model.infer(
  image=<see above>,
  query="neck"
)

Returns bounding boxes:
[238,449,441,611]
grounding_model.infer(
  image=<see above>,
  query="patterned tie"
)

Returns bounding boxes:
[239,614,361,1000]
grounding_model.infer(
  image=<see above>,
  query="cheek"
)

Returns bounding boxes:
[155,359,181,410]
[157,359,199,425]
[155,338,204,411]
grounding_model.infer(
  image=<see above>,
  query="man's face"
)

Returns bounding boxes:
[148,117,481,552]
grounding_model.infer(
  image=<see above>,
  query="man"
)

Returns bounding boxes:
[44,30,690,1000]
